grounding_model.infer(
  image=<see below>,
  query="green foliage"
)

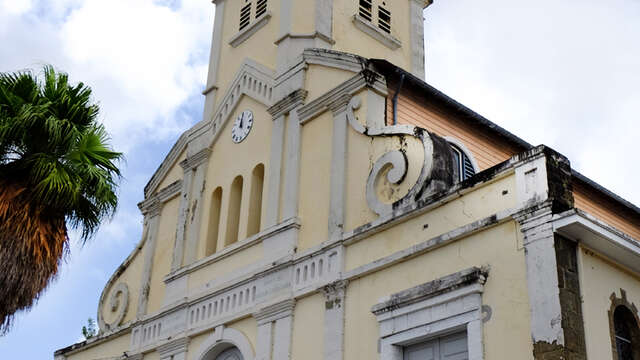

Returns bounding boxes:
[0,65,123,242]
[82,317,97,339]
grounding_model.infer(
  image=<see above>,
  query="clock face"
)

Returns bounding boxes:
[231,110,254,143]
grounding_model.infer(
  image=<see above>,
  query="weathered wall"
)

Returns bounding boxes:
[344,221,533,359]
[146,195,180,315]
[578,245,640,359]
[157,149,186,190]
[345,173,516,271]
[65,333,130,360]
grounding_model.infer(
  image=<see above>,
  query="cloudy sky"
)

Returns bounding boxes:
[1,0,638,358]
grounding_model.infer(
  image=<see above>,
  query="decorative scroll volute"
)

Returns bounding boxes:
[345,96,456,217]
[98,282,129,332]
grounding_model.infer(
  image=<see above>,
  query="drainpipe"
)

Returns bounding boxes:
[392,73,405,125]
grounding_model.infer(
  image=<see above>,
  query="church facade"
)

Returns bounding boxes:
[55,1,640,359]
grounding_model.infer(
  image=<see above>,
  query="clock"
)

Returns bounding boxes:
[231,110,254,143]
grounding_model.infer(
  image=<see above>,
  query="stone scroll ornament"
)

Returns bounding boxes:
[97,282,129,332]
[345,96,456,217]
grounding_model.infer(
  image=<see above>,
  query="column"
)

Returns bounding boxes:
[136,199,162,318]
[328,95,351,241]
[254,300,296,360]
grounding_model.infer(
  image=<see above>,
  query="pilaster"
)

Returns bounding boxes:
[327,95,351,241]
[136,199,162,318]
[157,337,190,360]
[202,0,225,122]
[322,280,348,360]
[409,0,426,79]
[254,299,296,360]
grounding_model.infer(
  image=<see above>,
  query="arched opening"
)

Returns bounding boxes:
[214,347,243,360]
[247,164,264,237]
[614,305,640,359]
[448,141,476,182]
[206,187,223,256]
[225,176,243,247]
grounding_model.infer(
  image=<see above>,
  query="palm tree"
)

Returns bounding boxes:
[0,66,122,333]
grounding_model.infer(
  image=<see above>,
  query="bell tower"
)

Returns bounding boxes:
[202,0,433,122]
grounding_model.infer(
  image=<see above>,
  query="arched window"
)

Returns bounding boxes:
[206,187,223,256]
[247,164,264,237]
[613,305,640,359]
[215,347,243,360]
[448,142,476,182]
[225,176,243,247]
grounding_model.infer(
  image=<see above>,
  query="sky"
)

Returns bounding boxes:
[0,0,639,358]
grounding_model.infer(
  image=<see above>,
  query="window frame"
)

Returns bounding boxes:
[444,136,479,182]
[371,267,487,360]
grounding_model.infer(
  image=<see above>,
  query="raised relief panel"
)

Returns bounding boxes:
[98,282,129,332]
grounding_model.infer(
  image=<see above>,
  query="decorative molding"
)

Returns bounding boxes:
[254,299,296,325]
[267,89,308,118]
[297,71,387,124]
[179,148,212,171]
[98,282,129,331]
[157,337,190,359]
[352,15,402,50]
[229,12,272,48]
[372,267,487,360]
[274,32,335,46]
[194,326,255,360]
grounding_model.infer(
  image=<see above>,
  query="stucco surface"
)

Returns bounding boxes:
[344,221,533,359]
[157,149,186,191]
[65,333,130,360]
[291,293,325,360]
[578,246,640,359]
[345,173,517,271]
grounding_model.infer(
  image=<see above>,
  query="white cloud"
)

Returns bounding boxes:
[0,0,213,152]
[0,0,33,15]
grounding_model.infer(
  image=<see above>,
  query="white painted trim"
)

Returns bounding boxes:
[265,114,285,227]
[443,136,480,174]
[195,327,255,360]
[553,209,640,274]
[373,273,485,360]
[328,103,348,241]
[352,15,402,50]
[229,12,272,48]
[409,0,426,79]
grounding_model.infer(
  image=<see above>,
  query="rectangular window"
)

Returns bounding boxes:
[239,2,252,31]
[359,0,373,21]
[404,332,468,360]
[378,5,391,33]
[256,0,267,18]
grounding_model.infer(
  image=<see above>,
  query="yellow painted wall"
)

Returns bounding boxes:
[228,316,258,353]
[66,332,130,360]
[346,173,516,271]
[146,195,180,315]
[199,96,272,259]
[578,246,640,359]
[344,221,533,359]
[157,149,186,190]
[188,241,263,293]
[332,0,411,71]
[291,0,315,34]
[187,331,211,360]
[214,0,278,111]
[299,111,333,251]
[291,294,325,360]
[304,65,355,103]
[143,351,160,360]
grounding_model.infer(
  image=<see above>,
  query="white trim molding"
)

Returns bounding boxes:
[195,326,255,360]
[352,15,401,50]
[229,12,272,48]
[554,208,640,274]
[371,267,488,360]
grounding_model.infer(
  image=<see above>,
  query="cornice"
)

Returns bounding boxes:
[157,337,190,358]
[267,89,308,118]
[179,148,212,171]
[253,299,296,325]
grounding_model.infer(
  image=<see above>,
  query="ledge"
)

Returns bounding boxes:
[352,15,401,50]
[164,217,301,283]
[229,12,272,48]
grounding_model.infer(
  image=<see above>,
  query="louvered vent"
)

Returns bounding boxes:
[378,4,391,33]
[240,2,252,31]
[256,0,267,18]
[462,153,475,180]
[359,0,373,21]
